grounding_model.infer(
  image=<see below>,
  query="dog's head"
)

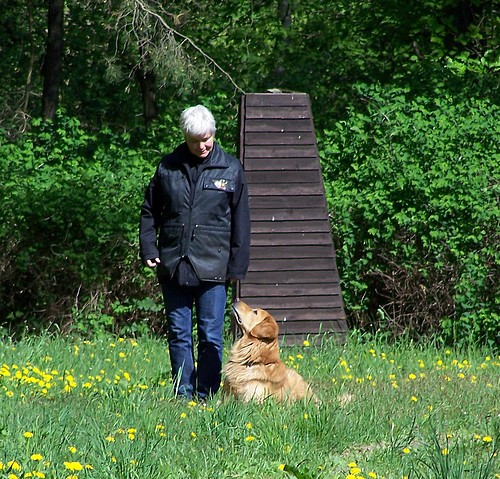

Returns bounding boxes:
[232,300,279,341]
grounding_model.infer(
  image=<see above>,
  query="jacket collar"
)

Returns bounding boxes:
[169,142,229,169]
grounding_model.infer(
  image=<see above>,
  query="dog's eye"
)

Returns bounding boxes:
[252,309,258,315]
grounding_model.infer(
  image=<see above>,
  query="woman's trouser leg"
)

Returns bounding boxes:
[195,282,226,399]
[162,281,195,399]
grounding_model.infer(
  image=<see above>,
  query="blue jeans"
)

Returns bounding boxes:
[161,281,227,400]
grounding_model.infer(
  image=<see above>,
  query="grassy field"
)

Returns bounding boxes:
[0,332,498,479]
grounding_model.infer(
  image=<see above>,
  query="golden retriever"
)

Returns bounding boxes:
[222,300,318,403]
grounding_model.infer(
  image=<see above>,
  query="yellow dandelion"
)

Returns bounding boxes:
[408,373,417,380]
[63,461,84,471]
[483,436,493,443]
[180,412,187,419]
[303,340,310,347]
[30,454,43,461]
[191,432,197,438]
[278,464,286,471]
[68,446,77,453]
[23,431,34,438]
[350,467,362,474]
[105,436,115,442]
[441,448,449,455]
[8,461,22,471]
[7,474,19,479]
[348,462,357,468]
[368,472,377,478]
[246,422,252,429]
[402,447,411,454]
[245,435,255,442]
[411,396,418,402]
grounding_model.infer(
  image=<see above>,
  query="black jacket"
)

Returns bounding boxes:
[139,142,250,283]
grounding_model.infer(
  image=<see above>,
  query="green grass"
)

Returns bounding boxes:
[0,332,498,479]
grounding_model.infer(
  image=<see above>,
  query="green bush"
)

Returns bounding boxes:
[0,113,174,334]
[319,84,499,346]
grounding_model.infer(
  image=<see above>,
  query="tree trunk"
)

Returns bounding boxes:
[273,0,292,81]
[42,0,64,120]
[135,68,158,126]
[278,0,292,29]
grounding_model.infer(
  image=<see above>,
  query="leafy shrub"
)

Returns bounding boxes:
[319,84,499,345]
[0,113,176,335]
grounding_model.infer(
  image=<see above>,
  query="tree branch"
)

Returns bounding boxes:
[134,0,245,94]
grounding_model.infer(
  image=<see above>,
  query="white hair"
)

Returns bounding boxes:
[180,105,217,137]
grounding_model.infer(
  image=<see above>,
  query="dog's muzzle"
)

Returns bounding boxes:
[231,304,243,325]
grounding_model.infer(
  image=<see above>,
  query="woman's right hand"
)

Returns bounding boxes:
[145,258,161,268]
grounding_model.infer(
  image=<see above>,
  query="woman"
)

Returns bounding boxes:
[139,105,250,401]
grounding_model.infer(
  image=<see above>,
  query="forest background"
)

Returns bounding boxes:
[0,0,498,346]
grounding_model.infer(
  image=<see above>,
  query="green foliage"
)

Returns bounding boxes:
[0,112,176,334]
[1,0,499,341]
[319,84,499,345]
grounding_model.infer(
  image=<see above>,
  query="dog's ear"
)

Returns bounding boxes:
[251,315,278,340]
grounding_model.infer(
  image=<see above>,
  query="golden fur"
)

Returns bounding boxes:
[222,300,318,403]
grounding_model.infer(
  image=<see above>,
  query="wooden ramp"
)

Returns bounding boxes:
[237,92,348,344]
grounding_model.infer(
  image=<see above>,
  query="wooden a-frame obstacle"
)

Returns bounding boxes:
[235,92,348,344]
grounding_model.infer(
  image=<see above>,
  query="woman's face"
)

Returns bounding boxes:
[185,131,214,159]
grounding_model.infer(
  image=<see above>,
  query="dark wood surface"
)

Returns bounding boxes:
[238,93,348,342]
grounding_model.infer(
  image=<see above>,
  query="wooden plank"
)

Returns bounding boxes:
[250,220,331,233]
[250,208,329,221]
[245,145,317,158]
[249,195,325,209]
[245,93,310,107]
[243,270,338,284]
[244,131,316,146]
[250,232,334,246]
[250,245,334,260]
[242,307,345,322]
[241,295,343,310]
[245,106,310,119]
[248,258,338,279]
[248,183,324,196]
[241,282,341,296]
[245,170,320,184]
[244,118,311,133]
[278,320,348,335]
[248,257,338,272]
[243,157,319,171]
